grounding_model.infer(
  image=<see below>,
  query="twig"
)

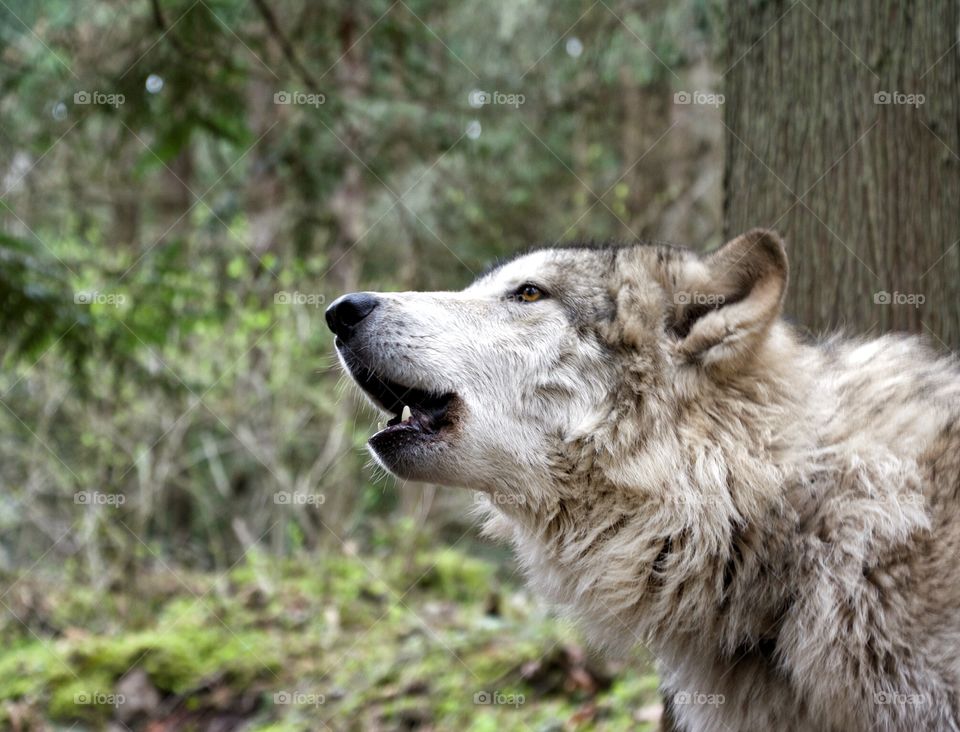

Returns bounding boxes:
[250,0,320,88]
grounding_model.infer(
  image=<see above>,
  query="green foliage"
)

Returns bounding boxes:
[406,547,497,602]
[0,0,722,567]
[0,1,723,727]
[0,231,94,370]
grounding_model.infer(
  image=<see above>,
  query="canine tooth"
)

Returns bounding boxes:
[401,405,412,422]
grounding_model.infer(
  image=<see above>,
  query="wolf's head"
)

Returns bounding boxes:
[327,229,788,496]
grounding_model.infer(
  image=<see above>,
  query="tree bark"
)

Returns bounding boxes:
[724,0,960,348]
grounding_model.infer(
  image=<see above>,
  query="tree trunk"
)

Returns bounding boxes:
[702,7,959,729]
[724,0,960,348]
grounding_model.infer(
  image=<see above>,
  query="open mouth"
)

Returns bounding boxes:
[339,343,457,441]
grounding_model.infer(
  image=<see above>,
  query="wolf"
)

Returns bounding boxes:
[326,229,960,731]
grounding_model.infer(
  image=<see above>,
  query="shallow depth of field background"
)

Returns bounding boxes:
[0,2,723,728]
[3,1,957,730]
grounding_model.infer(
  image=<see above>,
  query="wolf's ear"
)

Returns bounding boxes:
[669,228,788,366]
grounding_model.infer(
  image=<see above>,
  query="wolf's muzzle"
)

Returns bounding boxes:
[325,292,379,340]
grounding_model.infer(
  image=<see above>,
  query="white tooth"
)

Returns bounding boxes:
[401,405,412,422]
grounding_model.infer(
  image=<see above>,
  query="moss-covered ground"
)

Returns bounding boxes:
[0,534,661,731]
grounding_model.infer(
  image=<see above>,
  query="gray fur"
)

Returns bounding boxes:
[333,229,960,731]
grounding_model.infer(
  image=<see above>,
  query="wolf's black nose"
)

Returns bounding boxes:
[325,292,379,337]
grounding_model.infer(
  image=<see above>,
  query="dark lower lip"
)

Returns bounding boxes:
[369,394,456,456]
[334,339,463,478]
[368,399,458,463]
[369,420,444,452]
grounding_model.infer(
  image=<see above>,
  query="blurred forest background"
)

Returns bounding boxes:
[0,1,722,728]
[1,0,957,730]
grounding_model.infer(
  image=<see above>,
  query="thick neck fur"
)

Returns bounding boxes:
[480,322,960,729]
[483,323,815,654]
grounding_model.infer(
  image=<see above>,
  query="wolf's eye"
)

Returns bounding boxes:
[513,284,545,303]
